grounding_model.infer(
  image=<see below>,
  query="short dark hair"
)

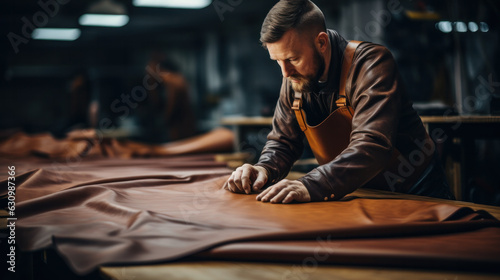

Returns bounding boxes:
[260,0,326,46]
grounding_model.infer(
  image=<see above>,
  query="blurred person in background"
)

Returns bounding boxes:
[51,70,98,138]
[135,57,196,143]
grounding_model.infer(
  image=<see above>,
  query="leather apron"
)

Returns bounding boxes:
[292,41,432,192]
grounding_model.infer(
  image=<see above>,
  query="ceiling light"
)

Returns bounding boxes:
[79,14,129,27]
[436,21,452,33]
[468,22,479,32]
[79,0,129,27]
[480,22,489,32]
[455,22,467,33]
[133,0,212,9]
[32,28,81,41]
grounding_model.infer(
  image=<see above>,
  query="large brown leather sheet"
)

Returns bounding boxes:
[2,154,500,275]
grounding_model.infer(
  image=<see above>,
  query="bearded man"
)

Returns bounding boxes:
[224,0,453,203]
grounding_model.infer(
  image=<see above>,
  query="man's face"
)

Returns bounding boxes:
[266,29,325,93]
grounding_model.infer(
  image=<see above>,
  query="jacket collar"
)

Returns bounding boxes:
[321,29,348,95]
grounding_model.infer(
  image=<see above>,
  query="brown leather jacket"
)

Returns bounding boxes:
[255,30,452,202]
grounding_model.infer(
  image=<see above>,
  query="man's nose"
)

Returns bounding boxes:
[279,61,294,78]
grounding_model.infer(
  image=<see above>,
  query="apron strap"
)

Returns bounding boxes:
[292,91,308,131]
[337,40,362,107]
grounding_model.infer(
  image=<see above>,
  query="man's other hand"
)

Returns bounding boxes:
[256,179,311,204]
[223,164,268,194]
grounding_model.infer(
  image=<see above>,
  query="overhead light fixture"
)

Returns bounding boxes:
[79,14,129,27]
[133,0,212,9]
[79,0,129,27]
[436,21,452,33]
[480,22,489,32]
[32,28,81,41]
[455,21,467,33]
[468,22,479,32]
[436,21,489,33]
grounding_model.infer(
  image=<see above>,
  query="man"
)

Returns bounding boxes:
[224,0,453,203]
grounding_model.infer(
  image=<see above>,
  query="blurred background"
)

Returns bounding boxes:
[0,0,499,204]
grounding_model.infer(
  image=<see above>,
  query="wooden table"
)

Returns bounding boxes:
[420,115,500,124]
[221,116,274,160]
[100,261,499,280]
[100,188,500,280]
[419,115,500,202]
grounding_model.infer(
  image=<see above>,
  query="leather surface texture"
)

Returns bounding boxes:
[2,155,499,275]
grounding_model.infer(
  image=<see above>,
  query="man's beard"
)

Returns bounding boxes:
[289,48,325,94]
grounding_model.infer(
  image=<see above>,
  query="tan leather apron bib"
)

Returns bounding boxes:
[292,41,431,191]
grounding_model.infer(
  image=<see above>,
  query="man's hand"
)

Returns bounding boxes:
[256,179,311,204]
[223,164,268,194]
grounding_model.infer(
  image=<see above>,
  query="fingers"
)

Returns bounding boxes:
[282,192,297,204]
[224,164,256,194]
[223,176,235,193]
[257,180,288,203]
[240,167,252,194]
[256,180,309,204]
[231,167,244,192]
[252,167,268,192]
[224,169,242,193]
[223,179,239,193]
[270,188,295,204]
[256,186,272,201]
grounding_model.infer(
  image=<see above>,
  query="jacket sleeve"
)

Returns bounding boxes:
[255,77,304,185]
[298,44,402,201]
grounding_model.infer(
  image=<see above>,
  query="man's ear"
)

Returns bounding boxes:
[316,32,328,52]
